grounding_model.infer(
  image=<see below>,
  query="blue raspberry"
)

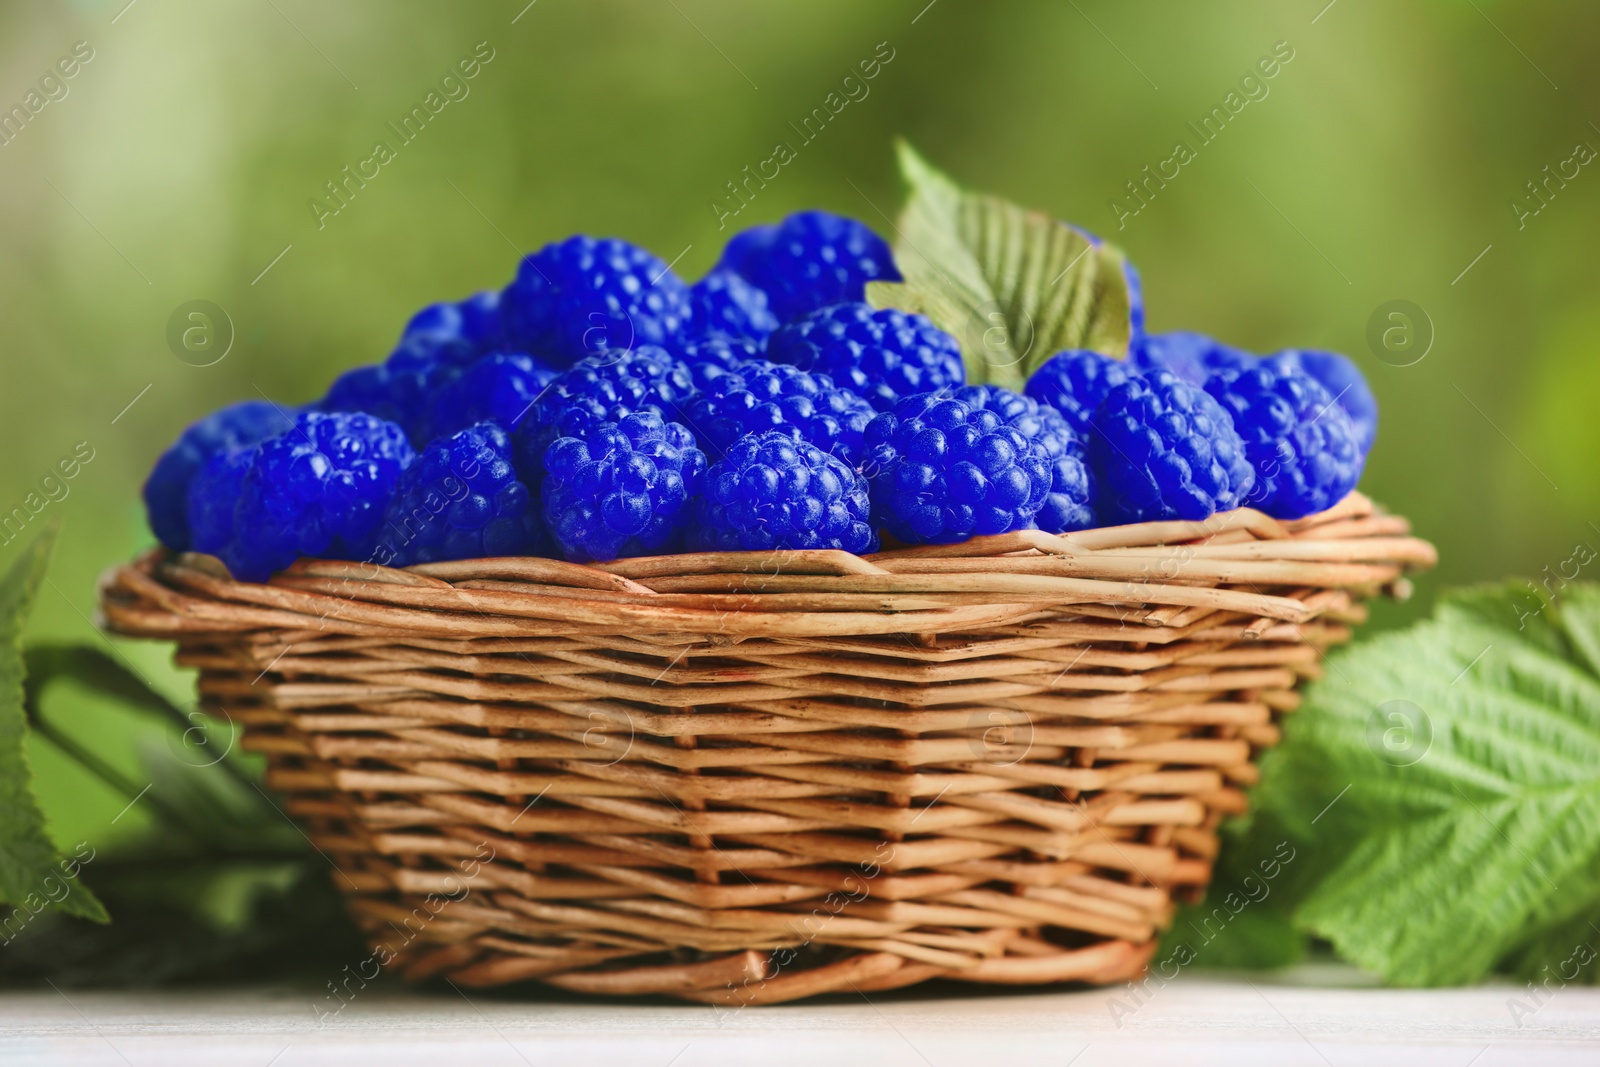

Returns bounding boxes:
[1090,370,1254,524]
[1204,364,1366,519]
[690,431,876,554]
[718,225,778,282]
[375,421,548,567]
[419,353,559,444]
[223,412,415,581]
[403,289,504,350]
[688,269,779,342]
[668,333,764,390]
[1025,349,1139,438]
[678,358,875,465]
[184,446,256,559]
[143,400,297,551]
[499,236,692,366]
[321,365,399,425]
[1133,331,1254,386]
[862,388,1054,545]
[511,345,695,486]
[1264,348,1378,452]
[321,331,480,444]
[543,413,707,562]
[1036,436,1096,533]
[767,302,965,412]
[717,211,901,324]
[977,387,1096,534]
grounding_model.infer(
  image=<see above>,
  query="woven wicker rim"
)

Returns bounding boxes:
[98,492,1435,1004]
[102,492,1434,641]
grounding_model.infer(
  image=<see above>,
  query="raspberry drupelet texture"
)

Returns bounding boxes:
[512,345,695,486]
[861,389,1055,545]
[1204,364,1366,519]
[1090,370,1254,524]
[716,211,901,324]
[143,400,297,551]
[420,352,559,443]
[690,431,876,554]
[767,302,965,412]
[678,358,875,465]
[1132,331,1253,386]
[688,268,779,342]
[543,413,707,562]
[1024,349,1139,438]
[321,331,482,444]
[668,332,764,390]
[977,386,1097,533]
[499,236,692,366]
[1265,348,1378,453]
[375,421,547,567]
[223,411,415,581]
[184,447,256,560]
[403,289,504,351]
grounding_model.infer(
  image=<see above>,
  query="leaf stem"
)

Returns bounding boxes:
[25,643,264,799]
[24,715,204,841]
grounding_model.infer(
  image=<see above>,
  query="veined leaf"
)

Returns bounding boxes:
[0,525,106,923]
[868,141,1132,389]
[1254,582,1600,985]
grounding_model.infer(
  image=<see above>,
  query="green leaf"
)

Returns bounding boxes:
[1159,809,1310,970]
[868,141,1132,389]
[1498,908,1600,987]
[1255,581,1600,985]
[1165,899,1307,971]
[0,525,106,923]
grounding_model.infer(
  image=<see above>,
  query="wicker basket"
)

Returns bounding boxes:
[98,491,1432,1004]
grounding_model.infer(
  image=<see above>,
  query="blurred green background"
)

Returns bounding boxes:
[2,1,1596,855]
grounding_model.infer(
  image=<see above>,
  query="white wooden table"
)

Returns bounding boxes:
[3,966,1597,1066]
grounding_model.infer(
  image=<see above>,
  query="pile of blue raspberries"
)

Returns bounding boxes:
[146,211,1375,581]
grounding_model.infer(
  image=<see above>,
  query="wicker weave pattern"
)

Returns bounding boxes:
[99,492,1433,1004]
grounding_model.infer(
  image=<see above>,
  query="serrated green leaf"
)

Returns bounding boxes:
[0,526,106,923]
[1257,581,1600,985]
[876,141,1131,389]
